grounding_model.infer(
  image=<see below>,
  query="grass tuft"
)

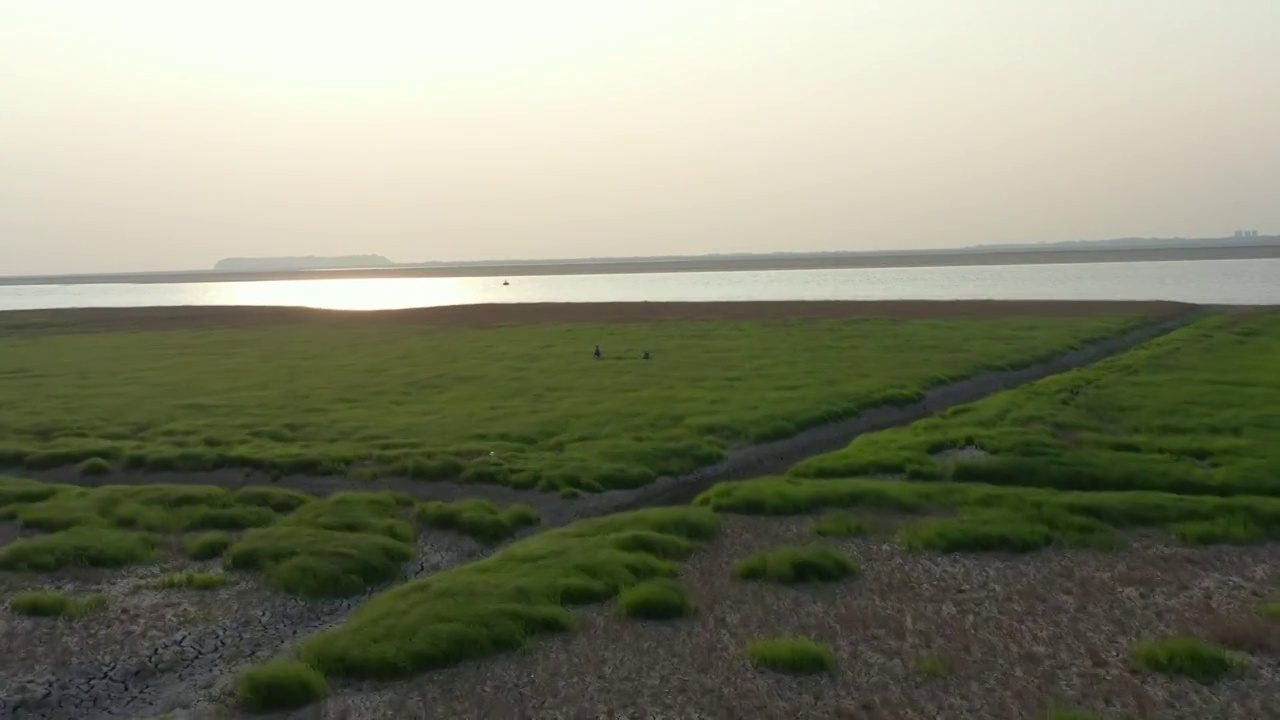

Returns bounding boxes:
[418,499,541,544]
[734,545,859,584]
[1131,636,1245,683]
[1261,601,1280,621]
[76,457,112,476]
[1173,516,1265,545]
[183,531,234,560]
[911,652,953,679]
[236,659,328,714]
[748,636,836,674]
[616,579,695,620]
[0,527,156,571]
[811,512,871,537]
[10,590,107,618]
[158,570,230,590]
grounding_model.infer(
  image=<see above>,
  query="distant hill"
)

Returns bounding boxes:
[213,255,395,272]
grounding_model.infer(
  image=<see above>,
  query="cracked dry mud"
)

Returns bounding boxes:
[311,516,1280,720]
[1,532,484,720]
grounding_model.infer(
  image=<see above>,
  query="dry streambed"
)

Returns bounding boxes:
[310,515,1280,720]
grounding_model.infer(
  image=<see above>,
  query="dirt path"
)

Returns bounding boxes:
[1,306,1208,719]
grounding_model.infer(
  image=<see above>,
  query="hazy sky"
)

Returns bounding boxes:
[3,1,1279,275]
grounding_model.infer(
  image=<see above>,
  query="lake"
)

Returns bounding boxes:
[1,258,1277,312]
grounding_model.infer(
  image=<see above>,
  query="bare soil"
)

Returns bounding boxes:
[310,516,1280,720]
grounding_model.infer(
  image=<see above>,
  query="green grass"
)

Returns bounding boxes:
[0,482,425,591]
[157,570,230,590]
[236,659,328,713]
[747,637,836,674]
[0,479,297,534]
[696,477,1280,547]
[224,493,416,598]
[734,545,860,583]
[811,512,871,537]
[76,457,112,476]
[616,579,695,620]
[263,507,720,684]
[790,313,1280,497]
[911,652,953,679]
[0,526,156,571]
[183,531,235,560]
[9,590,107,618]
[1131,636,1245,683]
[1037,709,1118,720]
[0,315,1148,490]
[418,499,541,544]
[1261,601,1280,620]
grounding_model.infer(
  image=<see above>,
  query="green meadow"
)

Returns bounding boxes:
[792,312,1280,497]
[0,315,1146,491]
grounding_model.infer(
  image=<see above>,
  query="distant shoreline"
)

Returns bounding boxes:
[3,243,1278,287]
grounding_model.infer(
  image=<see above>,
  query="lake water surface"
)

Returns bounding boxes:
[1,258,1276,312]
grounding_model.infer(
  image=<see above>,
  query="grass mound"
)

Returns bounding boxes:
[158,570,229,590]
[696,477,1280,546]
[225,527,411,598]
[277,507,718,683]
[418,499,541,544]
[616,579,695,620]
[10,590,107,618]
[183,531,235,560]
[1131,636,1244,683]
[224,492,418,597]
[734,545,859,584]
[811,512,871,537]
[4,482,296,534]
[0,527,156,571]
[236,659,328,713]
[748,637,836,674]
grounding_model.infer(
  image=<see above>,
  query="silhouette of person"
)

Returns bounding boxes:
[642,350,651,360]
[593,345,602,360]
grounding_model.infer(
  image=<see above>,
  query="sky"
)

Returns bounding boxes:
[2,1,1279,275]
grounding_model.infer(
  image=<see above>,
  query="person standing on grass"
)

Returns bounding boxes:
[594,345,602,360]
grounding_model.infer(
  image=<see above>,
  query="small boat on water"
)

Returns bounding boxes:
[502,280,510,286]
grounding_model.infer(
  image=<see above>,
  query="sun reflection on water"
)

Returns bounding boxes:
[205,278,485,311]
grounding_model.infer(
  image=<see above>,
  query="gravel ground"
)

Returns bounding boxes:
[305,515,1280,720]
[1,531,484,720]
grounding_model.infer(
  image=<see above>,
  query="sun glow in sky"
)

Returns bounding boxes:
[3,1,1279,275]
